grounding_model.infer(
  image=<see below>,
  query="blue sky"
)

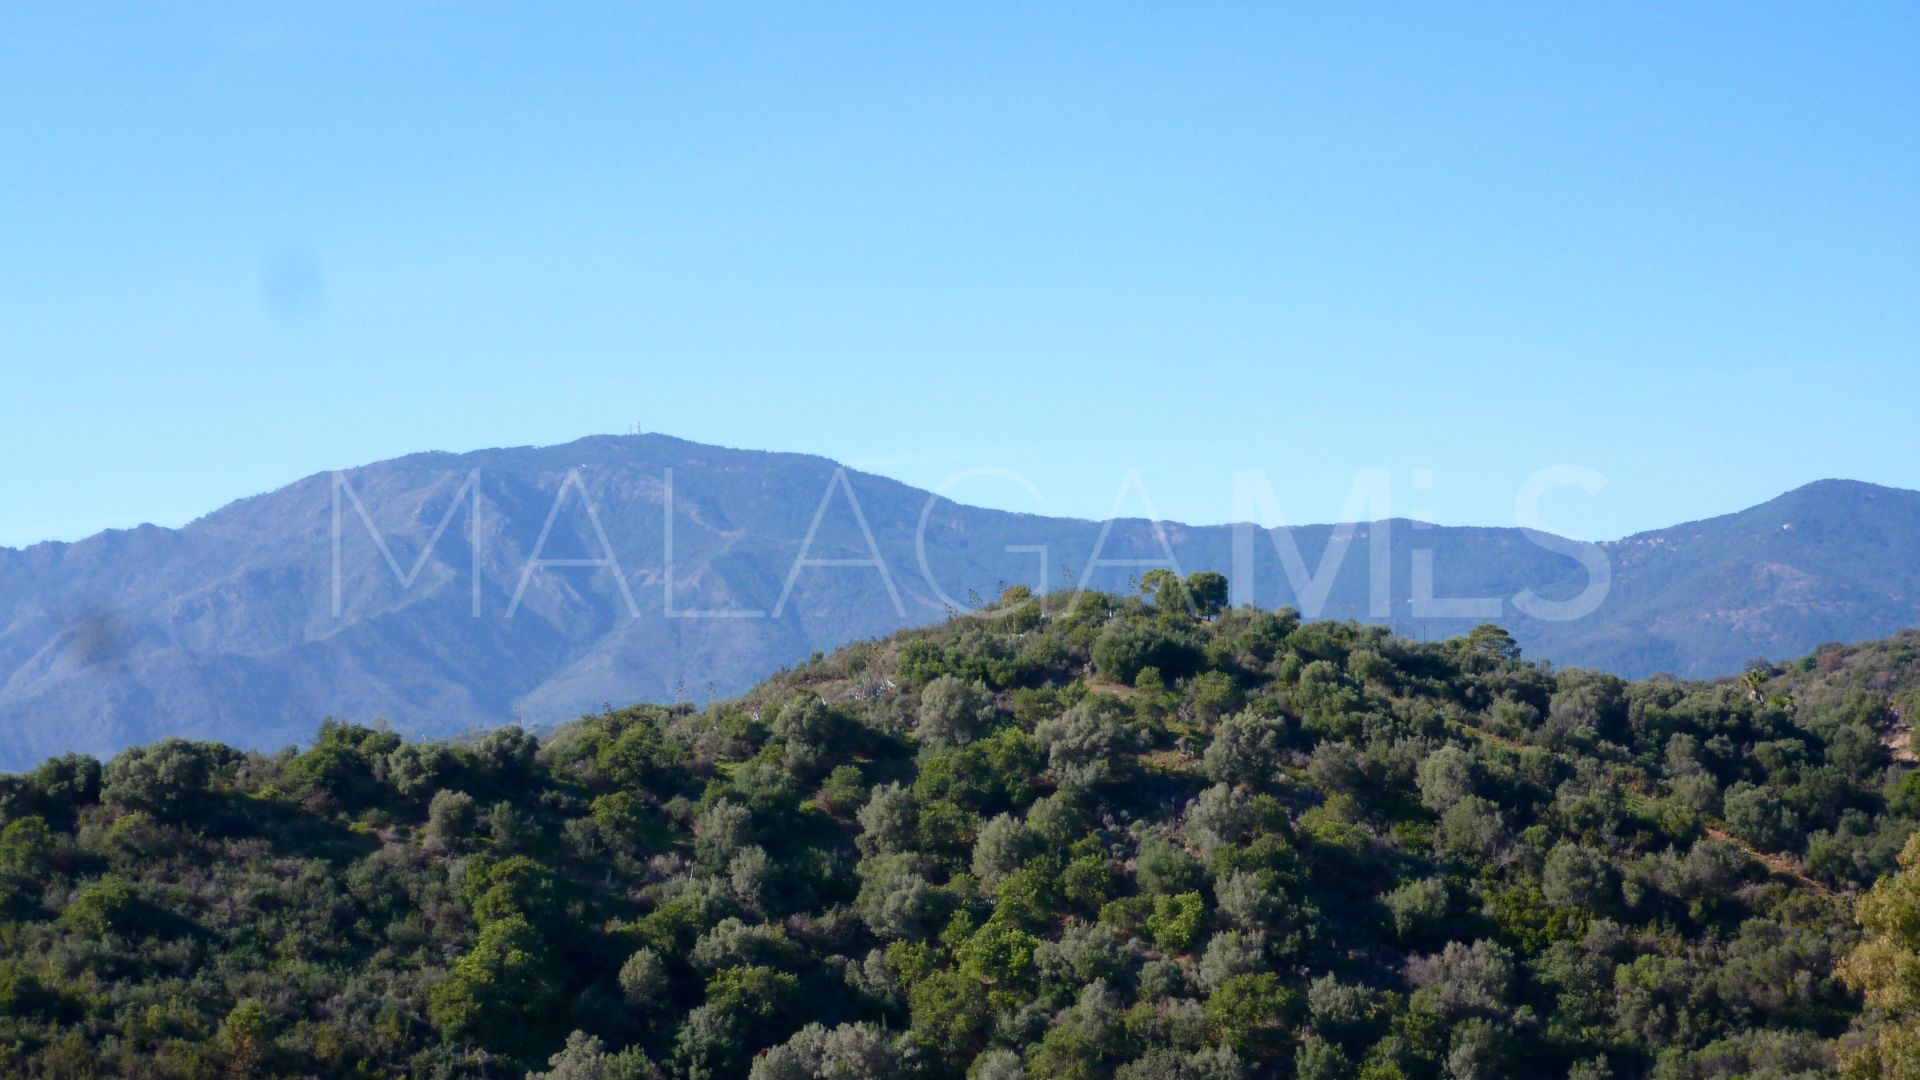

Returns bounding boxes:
[3,4,1916,548]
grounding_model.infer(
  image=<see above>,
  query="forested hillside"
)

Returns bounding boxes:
[0,577,1915,1077]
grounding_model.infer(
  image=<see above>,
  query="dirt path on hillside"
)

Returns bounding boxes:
[1444,717,1847,909]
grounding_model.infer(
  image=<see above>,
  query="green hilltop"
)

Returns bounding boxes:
[0,576,1916,1077]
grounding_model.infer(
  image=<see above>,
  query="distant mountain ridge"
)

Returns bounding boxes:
[1,435,1915,769]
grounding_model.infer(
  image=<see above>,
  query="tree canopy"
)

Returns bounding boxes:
[0,576,1913,1077]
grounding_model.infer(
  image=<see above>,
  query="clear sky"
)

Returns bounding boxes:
[3,4,1916,548]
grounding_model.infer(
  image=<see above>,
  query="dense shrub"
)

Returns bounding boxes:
[0,587,1903,1076]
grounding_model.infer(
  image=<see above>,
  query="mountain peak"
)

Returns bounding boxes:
[1746,477,1920,526]
[1777,477,1906,499]
[2,438,1918,768]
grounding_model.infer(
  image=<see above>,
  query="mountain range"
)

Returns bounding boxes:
[1,433,1915,770]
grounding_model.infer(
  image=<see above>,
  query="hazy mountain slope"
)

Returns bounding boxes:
[1527,480,1920,677]
[0,435,1914,768]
